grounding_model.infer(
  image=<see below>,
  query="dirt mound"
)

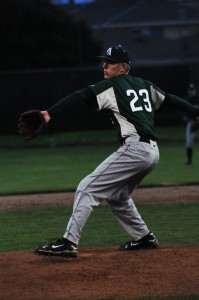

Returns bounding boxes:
[1,186,199,299]
[1,245,199,300]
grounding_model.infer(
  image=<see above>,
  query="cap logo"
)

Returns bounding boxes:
[106,47,112,56]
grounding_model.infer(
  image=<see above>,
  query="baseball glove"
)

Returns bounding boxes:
[18,110,47,139]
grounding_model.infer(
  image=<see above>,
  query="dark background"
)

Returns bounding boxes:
[0,0,198,134]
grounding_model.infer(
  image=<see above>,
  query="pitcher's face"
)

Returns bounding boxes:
[103,61,128,79]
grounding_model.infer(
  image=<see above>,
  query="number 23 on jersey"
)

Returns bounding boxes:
[127,89,152,113]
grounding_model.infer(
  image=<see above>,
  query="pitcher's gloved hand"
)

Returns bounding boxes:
[17,110,47,139]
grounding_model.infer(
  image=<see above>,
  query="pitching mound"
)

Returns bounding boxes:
[0,186,199,299]
[1,245,199,300]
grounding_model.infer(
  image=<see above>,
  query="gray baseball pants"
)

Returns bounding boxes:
[186,120,195,148]
[63,136,159,245]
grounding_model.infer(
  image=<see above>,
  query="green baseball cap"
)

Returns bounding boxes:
[97,45,130,64]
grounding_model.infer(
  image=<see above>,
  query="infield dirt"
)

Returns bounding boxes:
[0,185,199,300]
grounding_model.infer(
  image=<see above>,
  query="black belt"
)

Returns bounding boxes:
[139,136,150,144]
[122,136,151,145]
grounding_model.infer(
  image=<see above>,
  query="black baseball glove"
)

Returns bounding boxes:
[18,110,47,139]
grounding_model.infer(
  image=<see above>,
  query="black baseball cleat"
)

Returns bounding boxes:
[35,237,78,258]
[118,232,159,251]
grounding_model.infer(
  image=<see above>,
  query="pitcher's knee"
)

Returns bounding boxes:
[75,185,100,208]
[107,195,133,209]
[107,188,130,203]
[76,178,88,194]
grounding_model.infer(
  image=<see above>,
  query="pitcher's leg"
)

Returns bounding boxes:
[63,146,132,244]
[63,182,101,245]
[108,196,149,240]
[64,142,159,245]
[35,180,101,258]
[35,142,159,257]
[107,143,159,241]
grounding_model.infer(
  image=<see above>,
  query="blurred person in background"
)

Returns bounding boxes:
[183,83,199,165]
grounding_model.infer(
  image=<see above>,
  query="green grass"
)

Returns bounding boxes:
[0,145,116,194]
[0,143,199,194]
[0,126,198,194]
[0,129,118,148]
[1,126,198,148]
[0,128,199,252]
[1,203,198,252]
[142,143,199,186]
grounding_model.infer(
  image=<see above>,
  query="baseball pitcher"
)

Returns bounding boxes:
[18,45,199,258]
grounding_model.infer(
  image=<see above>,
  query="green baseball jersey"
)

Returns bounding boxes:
[89,74,165,141]
[48,74,199,142]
